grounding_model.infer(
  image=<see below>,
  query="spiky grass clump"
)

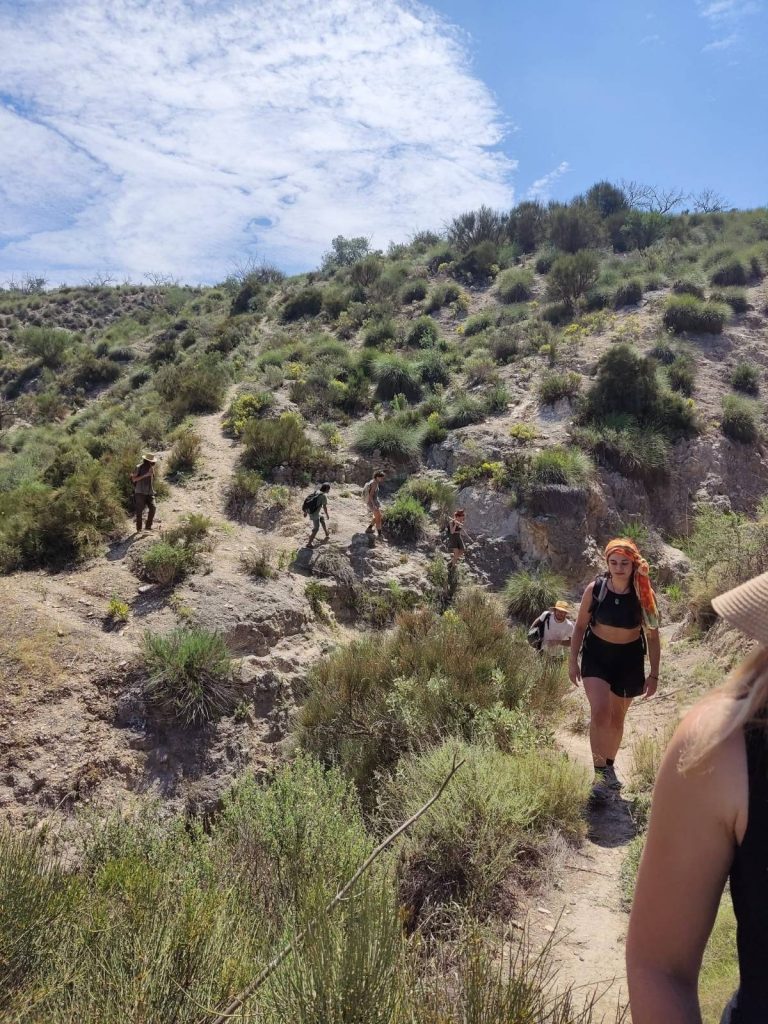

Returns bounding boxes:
[529,447,591,487]
[663,295,728,335]
[721,394,760,444]
[374,356,423,402]
[142,627,239,724]
[354,420,422,463]
[504,569,567,623]
[382,494,428,542]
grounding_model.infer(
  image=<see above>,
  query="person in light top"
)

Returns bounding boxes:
[531,600,575,654]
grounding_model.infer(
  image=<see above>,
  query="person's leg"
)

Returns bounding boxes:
[307,514,320,547]
[134,493,145,532]
[144,496,156,529]
[373,506,382,534]
[320,512,329,538]
[582,676,614,769]
[606,693,633,762]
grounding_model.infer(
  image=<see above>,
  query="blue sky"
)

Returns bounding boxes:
[0,0,766,284]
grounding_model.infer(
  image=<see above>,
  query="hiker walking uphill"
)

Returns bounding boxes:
[528,600,574,655]
[363,470,385,538]
[569,538,660,797]
[302,482,331,549]
[447,508,467,565]
[130,453,157,532]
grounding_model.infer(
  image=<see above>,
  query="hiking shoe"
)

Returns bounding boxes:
[604,765,622,790]
[377,530,383,538]
[364,525,375,535]
[590,770,612,802]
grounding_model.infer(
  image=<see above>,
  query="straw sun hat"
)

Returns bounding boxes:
[712,572,768,646]
[552,600,571,613]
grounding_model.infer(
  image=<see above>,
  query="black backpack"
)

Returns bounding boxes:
[589,574,609,624]
[302,491,322,516]
[526,611,552,651]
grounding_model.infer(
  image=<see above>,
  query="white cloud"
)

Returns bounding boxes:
[702,31,740,48]
[698,0,759,19]
[0,0,516,283]
[525,161,570,201]
[640,33,662,44]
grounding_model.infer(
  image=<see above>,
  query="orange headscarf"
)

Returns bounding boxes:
[604,538,659,630]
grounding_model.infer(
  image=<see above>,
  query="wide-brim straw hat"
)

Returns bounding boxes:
[552,600,570,613]
[712,572,768,646]
[142,453,158,464]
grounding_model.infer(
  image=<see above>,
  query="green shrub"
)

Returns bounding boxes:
[672,279,705,299]
[484,380,510,414]
[242,412,322,476]
[463,310,495,337]
[298,591,545,794]
[721,394,759,444]
[223,390,275,436]
[710,288,749,313]
[425,282,462,313]
[649,339,676,365]
[731,361,760,395]
[538,371,580,405]
[444,395,486,428]
[381,741,588,917]
[573,422,672,482]
[496,268,534,304]
[17,326,72,367]
[382,494,428,542]
[504,568,566,623]
[400,278,429,304]
[374,356,423,401]
[140,541,198,586]
[142,627,238,724]
[546,251,599,309]
[282,287,323,321]
[166,427,202,475]
[107,595,130,623]
[72,352,122,389]
[363,319,396,347]
[663,295,728,334]
[354,420,422,463]
[548,204,603,253]
[614,279,643,307]
[240,546,276,579]
[667,355,697,396]
[710,258,749,287]
[530,447,591,487]
[321,285,351,320]
[418,349,451,386]
[464,353,497,385]
[225,469,262,521]
[447,207,507,250]
[398,477,456,517]
[583,287,612,311]
[155,353,229,417]
[489,332,519,364]
[406,316,439,348]
[534,250,556,274]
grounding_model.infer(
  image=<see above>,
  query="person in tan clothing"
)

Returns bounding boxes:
[130,453,157,532]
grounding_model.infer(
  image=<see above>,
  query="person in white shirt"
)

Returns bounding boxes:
[532,600,575,655]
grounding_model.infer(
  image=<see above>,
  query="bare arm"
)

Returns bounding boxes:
[626,706,745,1023]
[568,583,594,685]
[644,628,661,697]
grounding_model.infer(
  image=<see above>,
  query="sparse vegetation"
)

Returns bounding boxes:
[504,569,567,623]
[354,420,422,463]
[538,370,581,405]
[142,626,238,723]
[720,394,760,444]
[731,361,760,395]
[382,493,428,542]
[663,295,728,335]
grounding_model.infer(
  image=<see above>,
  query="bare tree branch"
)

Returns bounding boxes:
[647,186,688,215]
[205,754,466,1024]
[692,188,727,214]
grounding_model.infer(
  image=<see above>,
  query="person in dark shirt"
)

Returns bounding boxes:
[130,453,157,532]
[305,482,331,549]
[569,538,660,794]
[627,571,768,1024]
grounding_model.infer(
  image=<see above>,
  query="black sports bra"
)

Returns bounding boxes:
[592,586,642,630]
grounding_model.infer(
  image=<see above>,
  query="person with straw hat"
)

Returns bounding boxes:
[130,453,158,533]
[529,599,575,655]
[627,571,768,1024]
[569,537,661,795]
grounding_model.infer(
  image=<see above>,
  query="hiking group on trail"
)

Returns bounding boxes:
[528,599,575,655]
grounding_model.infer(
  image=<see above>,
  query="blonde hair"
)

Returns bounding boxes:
[681,646,768,771]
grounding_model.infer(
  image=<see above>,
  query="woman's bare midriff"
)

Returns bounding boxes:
[591,623,642,645]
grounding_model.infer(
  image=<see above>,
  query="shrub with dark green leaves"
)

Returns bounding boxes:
[397,477,456,517]
[572,422,672,481]
[17,326,72,367]
[667,355,697,396]
[142,627,238,724]
[382,494,428,542]
[710,288,749,314]
[663,295,728,335]
[362,319,396,348]
[731,362,760,395]
[444,395,486,428]
[649,339,676,365]
[614,279,643,308]
[406,316,439,348]
[241,412,322,476]
[496,268,534,304]
[425,282,462,313]
[534,250,557,274]
[548,203,603,253]
[504,568,567,623]
[672,279,705,299]
[155,353,229,417]
[140,540,199,586]
[583,287,612,311]
[452,241,498,284]
[71,352,122,389]
[321,285,351,320]
[418,349,451,386]
[463,310,495,337]
[374,356,422,401]
[281,287,323,322]
[400,278,429,304]
[225,468,263,521]
[489,332,519,364]
[546,251,599,309]
[354,420,421,463]
[721,395,759,444]
[538,371,581,406]
[165,427,202,475]
[222,390,275,437]
[710,258,749,287]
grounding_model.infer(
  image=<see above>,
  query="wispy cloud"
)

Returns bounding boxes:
[0,0,516,283]
[702,31,740,48]
[697,0,761,52]
[525,161,570,201]
[640,33,662,44]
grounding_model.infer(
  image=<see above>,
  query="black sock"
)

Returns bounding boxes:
[594,765,607,776]
[606,759,615,768]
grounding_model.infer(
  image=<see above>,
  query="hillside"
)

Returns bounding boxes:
[1,188,767,1021]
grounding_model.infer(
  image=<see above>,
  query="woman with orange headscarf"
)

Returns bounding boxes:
[569,538,661,796]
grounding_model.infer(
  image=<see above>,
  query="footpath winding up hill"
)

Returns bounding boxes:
[1,195,766,1020]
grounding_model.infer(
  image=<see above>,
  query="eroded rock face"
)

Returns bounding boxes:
[184,575,312,655]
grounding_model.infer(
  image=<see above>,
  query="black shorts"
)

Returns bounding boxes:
[449,532,465,550]
[580,630,646,698]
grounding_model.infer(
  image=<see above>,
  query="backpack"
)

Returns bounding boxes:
[526,611,551,651]
[362,480,373,502]
[302,491,322,517]
[589,574,609,624]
